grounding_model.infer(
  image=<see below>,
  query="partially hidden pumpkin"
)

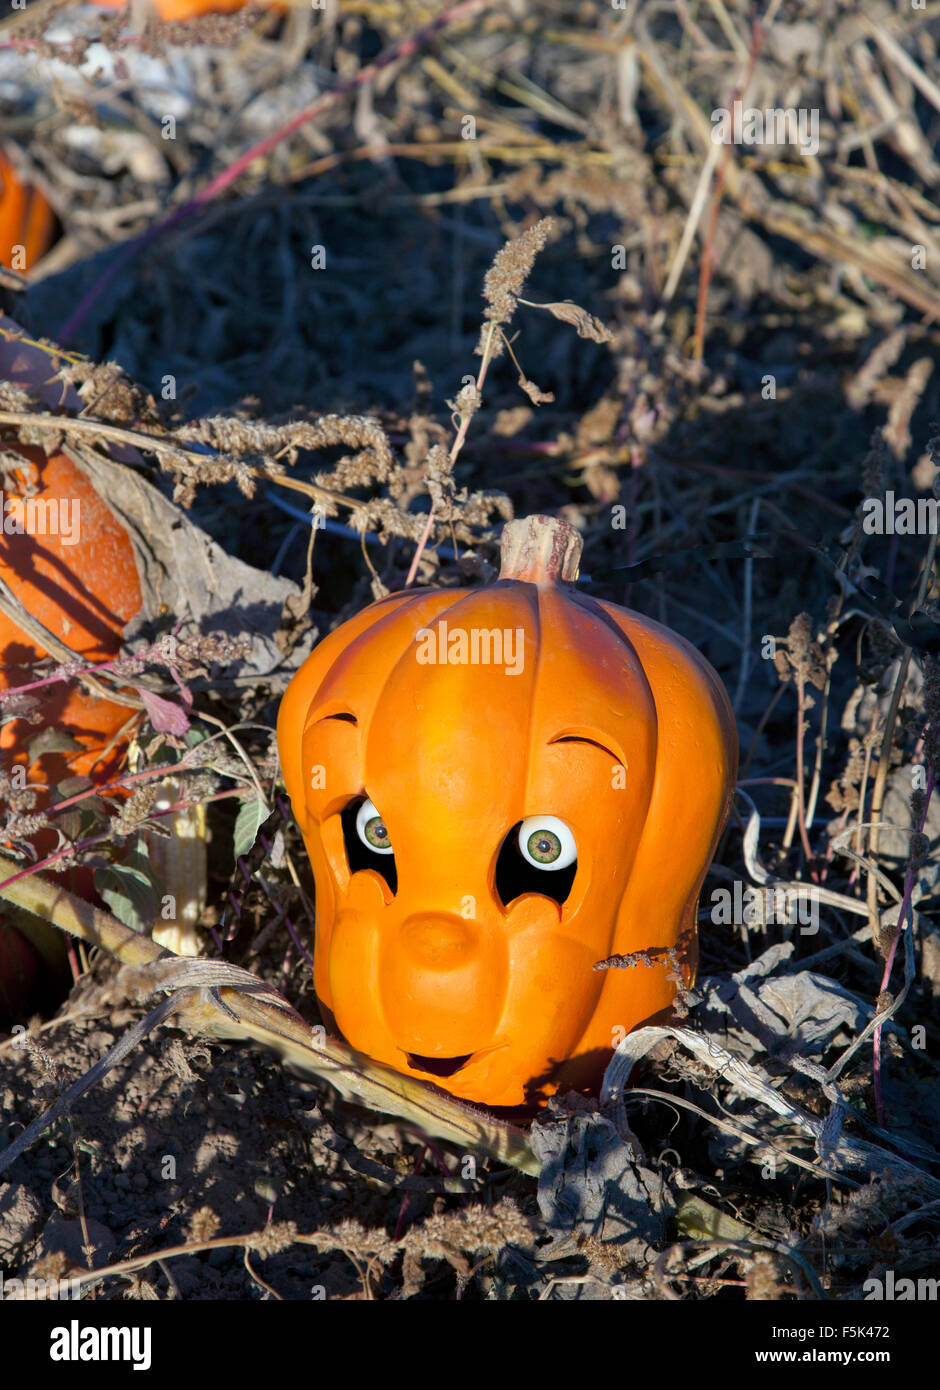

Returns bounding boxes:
[0,149,55,273]
[277,513,738,1111]
[0,332,146,1018]
[90,0,279,20]
[0,445,144,792]
[0,325,146,804]
[0,442,146,1016]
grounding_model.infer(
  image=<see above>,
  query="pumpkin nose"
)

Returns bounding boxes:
[380,911,506,1051]
[399,913,478,971]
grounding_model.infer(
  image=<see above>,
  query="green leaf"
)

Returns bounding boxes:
[93,851,164,934]
[233,795,269,863]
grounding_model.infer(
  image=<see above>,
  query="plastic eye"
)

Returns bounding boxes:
[355,798,393,854]
[518,816,576,871]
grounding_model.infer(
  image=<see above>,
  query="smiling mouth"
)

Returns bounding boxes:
[407,1053,474,1078]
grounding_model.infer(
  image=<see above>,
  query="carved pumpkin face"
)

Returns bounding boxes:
[277,515,737,1110]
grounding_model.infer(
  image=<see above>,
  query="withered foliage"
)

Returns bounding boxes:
[1,0,939,1303]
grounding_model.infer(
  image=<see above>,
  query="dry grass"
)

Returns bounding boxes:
[0,0,939,1301]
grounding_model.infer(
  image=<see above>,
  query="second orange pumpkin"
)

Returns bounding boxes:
[90,0,280,20]
[0,150,55,274]
[0,447,144,793]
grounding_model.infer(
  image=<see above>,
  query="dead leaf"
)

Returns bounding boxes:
[527,299,614,344]
[517,374,555,405]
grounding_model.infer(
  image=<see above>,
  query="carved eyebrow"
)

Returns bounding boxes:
[549,731,627,768]
[304,705,358,732]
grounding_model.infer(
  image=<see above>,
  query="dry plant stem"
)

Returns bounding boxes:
[59,0,500,343]
[805,661,834,830]
[7,1210,490,1299]
[0,791,244,894]
[626,1087,852,1191]
[739,682,786,780]
[732,498,759,713]
[0,577,143,713]
[658,141,722,315]
[4,1231,300,1299]
[692,25,762,360]
[243,1248,280,1301]
[0,409,363,518]
[199,710,269,811]
[861,15,940,116]
[0,631,186,707]
[287,139,613,184]
[867,529,938,922]
[41,734,243,818]
[693,152,731,363]
[0,323,83,366]
[404,319,497,587]
[738,777,801,790]
[782,672,816,876]
[404,508,437,588]
[703,0,750,59]
[853,713,879,866]
[866,650,913,923]
[872,766,936,1127]
[0,855,537,1174]
[0,995,185,1175]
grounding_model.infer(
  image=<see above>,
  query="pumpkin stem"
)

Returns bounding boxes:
[498,514,582,585]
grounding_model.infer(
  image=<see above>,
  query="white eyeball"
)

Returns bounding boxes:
[356,798,394,854]
[518,816,577,871]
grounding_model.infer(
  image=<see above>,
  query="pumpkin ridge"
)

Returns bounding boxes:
[297,591,427,732]
[363,583,487,702]
[526,580,548,813]
[565,586,650,661]
[376,579,541,699]
[372,579,540,774]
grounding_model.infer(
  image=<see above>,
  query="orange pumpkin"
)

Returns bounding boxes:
[90,0,279,19]
[0,328,144,802]
[277,514,737,1110]
[0,448,140,978]
[0,427,145,1014]
[0,149,55,273]
[0,446,144,794]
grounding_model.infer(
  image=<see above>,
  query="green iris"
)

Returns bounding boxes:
[526,828,562,864]
[364,816,391,851]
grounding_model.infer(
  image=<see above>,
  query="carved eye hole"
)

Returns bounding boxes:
[517,816,577,870]
[356,798,393,854]
[341,796,397,893]
[495,816,577,908]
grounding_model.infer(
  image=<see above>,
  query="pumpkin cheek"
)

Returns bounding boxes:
[323,874,383,1048]
[506,922,603,1054]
